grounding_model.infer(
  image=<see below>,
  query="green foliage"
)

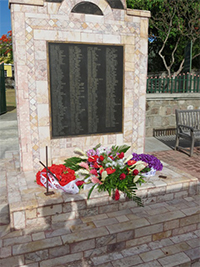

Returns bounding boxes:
[111,144,130,155]
[126,0,200,74]
[64,157,85,171]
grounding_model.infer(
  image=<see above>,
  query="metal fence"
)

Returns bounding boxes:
[147,73,200,93]
[0,63,7,114]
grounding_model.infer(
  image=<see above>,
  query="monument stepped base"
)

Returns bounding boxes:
[0,152,199,266]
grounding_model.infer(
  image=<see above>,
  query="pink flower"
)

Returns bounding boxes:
[78,162,89,170]
[91,176,103,184]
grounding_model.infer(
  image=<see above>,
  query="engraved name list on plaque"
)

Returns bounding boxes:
[48,42,123,138]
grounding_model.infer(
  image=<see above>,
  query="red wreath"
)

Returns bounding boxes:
[36,164,76,187]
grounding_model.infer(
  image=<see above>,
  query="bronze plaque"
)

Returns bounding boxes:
[48,42,123,138]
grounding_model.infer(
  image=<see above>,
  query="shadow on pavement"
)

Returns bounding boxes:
[155,135,200,156]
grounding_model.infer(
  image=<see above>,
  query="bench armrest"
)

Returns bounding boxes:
[177,124,194,132]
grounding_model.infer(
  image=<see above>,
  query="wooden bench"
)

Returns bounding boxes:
[175,109,200,156]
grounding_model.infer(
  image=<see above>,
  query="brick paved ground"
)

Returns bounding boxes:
[0,196,199,267]
[151,147,200,180]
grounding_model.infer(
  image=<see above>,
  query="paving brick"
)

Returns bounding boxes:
[78,206,99,217]
[121,243,150,257]
[140,249,165,262]
[164,219,180,231]
[134,260,162,267]
[26,209,37,219]
[148,210,185,224]
[153,230,172,241]
[0,255,24,267]
[184,247,200,261]
[107,217,149,234]
[91,251,123,265]
[135,223,163,238]
[96,234,117,248]
[98,203,119,214]
[180,214,200,227]
[194,230,200,237]
[156,193,174,202]
[111,254,143,266]
[24,250,48,264]
[45,228,71,238]
[3,235,32,246]
[93,217,118,227]
[146,207,168,216]
[148,238,174,250]
[62,227,109,244]
[70,221,96,232]
[116,215,129,222]
[107,209,132,218]
[84,246,108,258]
[117,230,134,242]
[48,245,70,258]
[186,237,200,248]
[0,246,11,258]
[40,252,83,267]
[32,232,45,241]
[172,224,197,236]
[37,204,62,217]
[166,183,183,192]
[126,235,152,248]
[13,210,26,229]
[170,232,198,244]
[158,252,191,267]
[81,213,108,223]
[161,241,191,256]
[26,217,51,229]
[182,206,200,216]
[70,239,95,253]
[13,236,62,255]
[107,241,126,253]
[51,211,76,222]
[175,191,189,199]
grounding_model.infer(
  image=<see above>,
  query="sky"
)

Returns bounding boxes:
[0,0,11,37]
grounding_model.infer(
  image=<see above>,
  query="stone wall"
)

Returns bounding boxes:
[146,93,200,137]
[9,0,150,171]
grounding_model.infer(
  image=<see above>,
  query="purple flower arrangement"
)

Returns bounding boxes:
[131,153,163,171]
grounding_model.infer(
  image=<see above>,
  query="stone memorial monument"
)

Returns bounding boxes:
[9,0,150,171]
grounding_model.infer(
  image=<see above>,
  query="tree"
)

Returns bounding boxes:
[127,0,200,76]
[0,30,13,64]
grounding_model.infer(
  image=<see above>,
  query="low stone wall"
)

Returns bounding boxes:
[146,93,200,137]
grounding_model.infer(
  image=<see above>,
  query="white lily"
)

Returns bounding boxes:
[133,175,140,183]
[74,148,86,156]
[75,169,90,175]
[123,154,133,163]
[101,171,108,181]
[79,156,88,160]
